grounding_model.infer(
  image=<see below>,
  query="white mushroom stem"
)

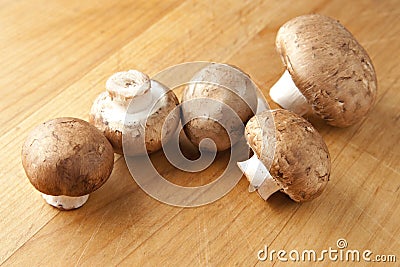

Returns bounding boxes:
[269,70,311,115]
[237,154,281,200]
[41,194,89,210]
[126,91,153,113]
[106,70,153,113]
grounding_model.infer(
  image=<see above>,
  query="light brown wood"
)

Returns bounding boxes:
[1,0,399,266]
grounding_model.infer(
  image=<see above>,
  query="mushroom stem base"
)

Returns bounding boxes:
[269,70,311,115]
[41,194,89,210]
[237,154,281,200]
[257,177,282,200]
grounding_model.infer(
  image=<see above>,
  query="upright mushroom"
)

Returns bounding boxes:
[269,14,377,127]
[21,118,114,210]
[237,109,330,202]
[89,70,180,156]
[181,63,258,151]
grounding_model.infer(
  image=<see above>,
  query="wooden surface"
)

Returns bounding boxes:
[1,0,399,266]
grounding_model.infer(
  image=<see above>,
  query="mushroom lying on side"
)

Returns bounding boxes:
[181,63,258,152]
[21,117,114,210]
[237,109,330,202]
[89,70,180,156]
[269,14,377,127]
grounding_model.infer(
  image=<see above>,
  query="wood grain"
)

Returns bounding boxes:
[0,0,399,266]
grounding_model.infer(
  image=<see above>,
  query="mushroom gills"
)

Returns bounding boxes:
[41,194,89,210]
[237,154,281,200]
[269,70,311,115]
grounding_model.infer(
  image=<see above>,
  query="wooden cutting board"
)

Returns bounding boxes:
[0,0,398,265]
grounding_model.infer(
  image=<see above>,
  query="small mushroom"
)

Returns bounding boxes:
[237,109,330,202]
[181,63,258,151]
[89,70,180,156]
[269,14,377,127]
[21,117,114,210]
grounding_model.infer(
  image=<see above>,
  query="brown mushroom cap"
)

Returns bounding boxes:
[181,63,257,151]
[245,109,330,202]
[21,117,114,197]
[276,14,377,127]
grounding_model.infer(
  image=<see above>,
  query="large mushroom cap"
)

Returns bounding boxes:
[276,14,377,127]
[245,109,330,202]
[21,117,114,197]
[181,63,258,151]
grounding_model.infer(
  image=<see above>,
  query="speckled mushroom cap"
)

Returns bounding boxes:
[181,63,258,151]
[21,117,114,197]
[245,109,330,202]
[89,80,180,156]
[276,14,377,127]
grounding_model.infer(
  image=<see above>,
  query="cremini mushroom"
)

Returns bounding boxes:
[89,70,180,156]
[21,117,114,210]
[269,14,377,127]
[237,109,330,202]
[181,63,258,152]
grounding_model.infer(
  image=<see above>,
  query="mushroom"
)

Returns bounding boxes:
[269,14,377,127]
[89,70,180,156]
[237,109,330,202]
[181,63,258,152]
[21,117,114,210]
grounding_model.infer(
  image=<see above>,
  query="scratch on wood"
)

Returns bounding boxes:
[199,209,210,266]
[75,209,109,266]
